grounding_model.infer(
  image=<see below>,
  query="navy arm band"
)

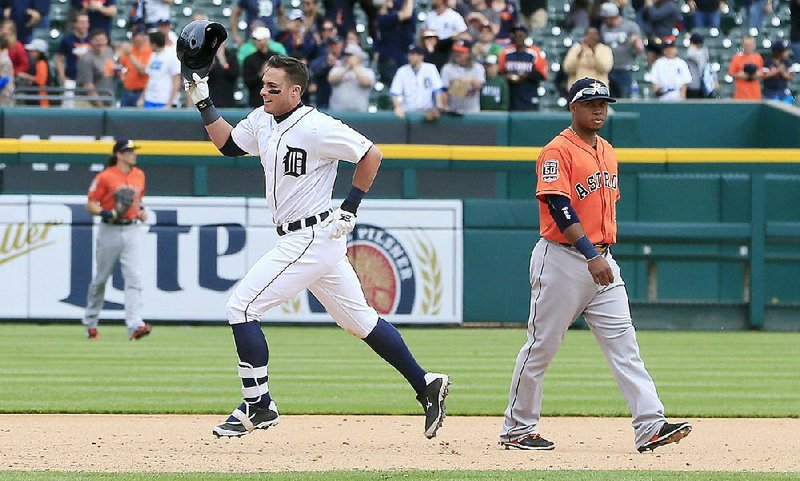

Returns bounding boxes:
[218,134,247,157]
[341,186,366,214]
[545,194,580,232]
[574,236,600,260]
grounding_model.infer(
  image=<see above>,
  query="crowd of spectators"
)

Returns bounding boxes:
[0,0,799,110]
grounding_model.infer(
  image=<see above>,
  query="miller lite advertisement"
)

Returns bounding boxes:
[0,196,463,324]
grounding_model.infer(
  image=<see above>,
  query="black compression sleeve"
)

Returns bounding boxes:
[546,194,581,232]
[218,134,247,157]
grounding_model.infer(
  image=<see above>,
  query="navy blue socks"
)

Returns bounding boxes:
[364,318,427,394]
[231,322,271,409]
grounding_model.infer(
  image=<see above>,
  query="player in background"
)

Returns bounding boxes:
[184,53,450,439]
[83,140,151,341]
[498,77,691,452]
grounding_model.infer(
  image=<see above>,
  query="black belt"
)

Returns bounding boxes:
[560,242,610,254]
[277,211,330,236]
[102,218,137,225]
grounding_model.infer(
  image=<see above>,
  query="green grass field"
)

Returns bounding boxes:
[1,324,799,481]
[1,324,798,417]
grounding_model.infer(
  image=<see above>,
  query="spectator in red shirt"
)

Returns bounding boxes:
[0,19,29,76]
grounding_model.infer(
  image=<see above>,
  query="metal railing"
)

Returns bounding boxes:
[10,85,116,107]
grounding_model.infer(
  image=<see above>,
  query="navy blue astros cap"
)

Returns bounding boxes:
[568,77,616,104]
[408,44,425,54]
[113,139,140,153]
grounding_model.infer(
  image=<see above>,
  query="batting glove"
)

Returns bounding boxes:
[329,208,356,240]
[184,72,210,107]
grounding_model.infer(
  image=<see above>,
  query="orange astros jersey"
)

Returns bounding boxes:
[87,166,146,220]
[535,128,619,245]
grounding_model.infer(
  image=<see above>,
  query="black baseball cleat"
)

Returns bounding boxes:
[638,421,692,452]
[500,433,556,451]
[417,373,450,439]
[212,400,280,437]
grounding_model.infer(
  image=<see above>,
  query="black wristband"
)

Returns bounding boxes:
[341,200,358,214]
[100,210,114,222]
[199,102,221,126]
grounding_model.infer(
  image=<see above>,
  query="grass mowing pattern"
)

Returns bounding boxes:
[0,324,798,417]
[2,472,799,481]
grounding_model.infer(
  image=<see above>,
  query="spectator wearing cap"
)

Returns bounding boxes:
[155,19,178,53]
[473,21,504,63]
[687,0,723,29]
[423,0,469,46]
[18,38,49,106]
[763,40,794,104]
[441,40,486,113]
[138,30,180,109]
[498,24,549,110]
[0,19,29,76]
[84,0,118,40]
[375,0,416,83]
[0,36,15,106]
[420,28,449,71]
[116,26,152,107]
[243,26,279,107]
[389,44,446,118]
[479,54,509,110]
[76,29,115,107]
[599,2,644,98]
[237,21,288,66]
[649,36,691,100]
[728,36,763,100]
[328,44,376,112]
[230,0,283,45]
[207,40,241,108]
[309,34,344,108]
[685,32,715,98]
[276,9,319,60]
[641,0,682,40]
[490,0,519,44]
[563,27,613,90]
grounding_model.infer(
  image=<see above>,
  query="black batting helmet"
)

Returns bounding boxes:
[176,20,228,81]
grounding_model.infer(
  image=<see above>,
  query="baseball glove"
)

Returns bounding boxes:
[113,186,136,219]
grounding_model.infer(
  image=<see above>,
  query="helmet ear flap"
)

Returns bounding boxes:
[177,20,228,81]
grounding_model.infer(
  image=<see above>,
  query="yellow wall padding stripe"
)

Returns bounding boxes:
[2,139,800,163]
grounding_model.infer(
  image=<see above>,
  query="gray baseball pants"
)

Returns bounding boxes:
[83,222,144,334]
[500,238,666,449]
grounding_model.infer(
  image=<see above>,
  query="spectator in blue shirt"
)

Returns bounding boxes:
[375,0,416,84]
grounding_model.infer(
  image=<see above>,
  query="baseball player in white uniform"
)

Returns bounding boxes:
[184,54,449,439]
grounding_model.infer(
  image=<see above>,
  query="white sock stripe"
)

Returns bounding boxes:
[237,364,268,379]
[242,384,269,399]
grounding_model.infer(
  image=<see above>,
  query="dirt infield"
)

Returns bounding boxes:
[1,415,797,473]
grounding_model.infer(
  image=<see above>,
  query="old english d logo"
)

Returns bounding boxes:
[283,146,307,177]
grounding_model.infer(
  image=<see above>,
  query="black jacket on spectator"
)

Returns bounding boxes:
[243,49,276,108]
[208,48,241,108]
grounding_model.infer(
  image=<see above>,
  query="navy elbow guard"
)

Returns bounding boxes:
[546,195,580,232]
[218,135,247,157]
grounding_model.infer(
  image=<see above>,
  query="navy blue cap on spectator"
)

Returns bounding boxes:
[568,77,616,104]
[326,34,342,44]
[772,39,789,54]
[408,44,425,55]
[132,24,148,36]
[689,33,704,45]
[156,18,171,26]
[113,140,140,154]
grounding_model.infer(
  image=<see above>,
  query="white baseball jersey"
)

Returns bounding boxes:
[650,57,692,101]
[423,8,468,40]
[389,63,445,112]
[231,105,372,225]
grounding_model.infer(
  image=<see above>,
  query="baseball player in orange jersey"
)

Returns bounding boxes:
[83,140,151,341]
[498,77,691,452]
